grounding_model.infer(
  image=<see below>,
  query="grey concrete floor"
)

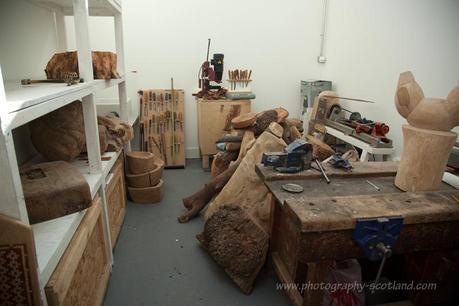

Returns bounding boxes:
[103,159,290,306]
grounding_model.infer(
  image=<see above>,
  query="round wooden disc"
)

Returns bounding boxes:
[232,112,257,129]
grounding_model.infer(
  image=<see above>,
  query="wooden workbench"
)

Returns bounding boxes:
[256,162,459,306]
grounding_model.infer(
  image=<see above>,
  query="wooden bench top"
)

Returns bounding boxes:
[256,161,459,232]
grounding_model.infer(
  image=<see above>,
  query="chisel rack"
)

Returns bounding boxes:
[139,89,185,168]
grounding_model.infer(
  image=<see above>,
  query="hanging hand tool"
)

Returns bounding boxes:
[171,78,176,162]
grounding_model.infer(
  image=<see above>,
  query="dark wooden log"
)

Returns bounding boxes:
[252,110,278,136]
[178,159,242,223]
[30,101,85,161]
[211,151,238,178]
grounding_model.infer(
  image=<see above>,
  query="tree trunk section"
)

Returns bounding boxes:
[395,124,457,191]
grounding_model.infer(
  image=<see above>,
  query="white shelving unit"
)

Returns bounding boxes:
[0,0,129,304]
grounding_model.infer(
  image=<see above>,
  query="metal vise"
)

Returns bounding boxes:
[262,139,313,173]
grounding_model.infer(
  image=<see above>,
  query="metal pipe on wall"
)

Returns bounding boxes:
[318,0,329,63]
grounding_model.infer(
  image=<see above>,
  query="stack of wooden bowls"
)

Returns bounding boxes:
[126,151,164,203]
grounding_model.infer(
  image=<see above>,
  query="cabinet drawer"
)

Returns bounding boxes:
[106,153,126,248]
[45,197,110,306]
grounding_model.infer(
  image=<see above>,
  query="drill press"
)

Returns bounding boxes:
[194,38,225,98]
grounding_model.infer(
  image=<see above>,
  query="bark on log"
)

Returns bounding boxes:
[196,205,269,294]
[30,101,85,161]
[252,110,278,136]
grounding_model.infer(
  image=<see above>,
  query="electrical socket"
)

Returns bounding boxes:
[317,56,327,63]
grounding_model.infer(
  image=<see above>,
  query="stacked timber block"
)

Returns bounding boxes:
[196,98,251,169]
[126,151,164,203]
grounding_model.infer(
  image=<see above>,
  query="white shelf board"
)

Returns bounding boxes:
[31,150,121,285]
[2,81,92,114]
[1,77,125,132]
[33,209,87,285]
[27,0,121,16]
[92,76,125,92]
[70,150,121,198]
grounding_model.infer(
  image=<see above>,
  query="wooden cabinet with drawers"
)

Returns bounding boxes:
[105,153,126,248]
[45,196,110,306]
[196,98,251,168]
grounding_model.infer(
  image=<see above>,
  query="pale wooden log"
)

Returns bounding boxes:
[266,122,284,138]
[290,126,302,140]
[306,134,335,161]
[200,131,286,293]
[395,125,457,191]
[236,131,256,161]
[205,131,286,229]
[286,118,303,129]
[275,107,289,123]
[231,112,257,129]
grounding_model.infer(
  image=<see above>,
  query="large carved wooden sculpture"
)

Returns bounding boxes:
[395,71,459,191]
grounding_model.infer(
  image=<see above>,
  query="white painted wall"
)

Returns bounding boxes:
[101,0,459,158]
[0,0,59,80]
[2,0,459,159]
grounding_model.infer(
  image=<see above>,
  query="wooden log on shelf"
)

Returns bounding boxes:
[30,100,85,161]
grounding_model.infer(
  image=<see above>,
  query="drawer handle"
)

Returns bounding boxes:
[105,173,115,185]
